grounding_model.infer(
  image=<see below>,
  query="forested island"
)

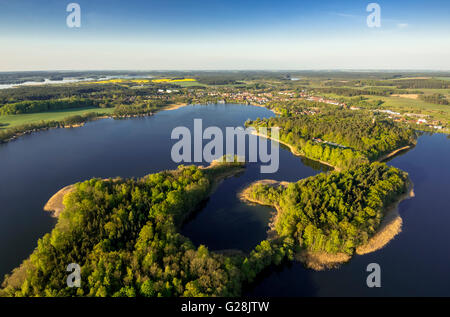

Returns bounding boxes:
[239,162,412,270]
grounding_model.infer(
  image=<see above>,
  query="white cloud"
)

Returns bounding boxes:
[397,23,409,28]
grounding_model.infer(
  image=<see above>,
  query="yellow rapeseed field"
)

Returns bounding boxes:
[90,79,151,84]
[151,78,196,83]
[89,78,196,84]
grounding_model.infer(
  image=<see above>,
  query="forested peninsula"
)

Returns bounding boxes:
[247,109,416,170]
[1,161,256,297]
[242,104,415,269]
[239,162,413,270]
[1,159,413,296]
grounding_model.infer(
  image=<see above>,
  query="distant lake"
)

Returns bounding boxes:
[0,104,448,296]
[0,78,96,90]
[0,75,153,89]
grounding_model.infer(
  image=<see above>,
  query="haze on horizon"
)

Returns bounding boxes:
[1,0,449,71]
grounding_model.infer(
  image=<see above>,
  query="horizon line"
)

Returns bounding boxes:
[1,69,450,73]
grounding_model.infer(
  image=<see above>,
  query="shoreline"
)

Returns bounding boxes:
[0,102,189,144]
[162,103,189,111]
[249,130,339,171]
[44,161,245,220]
[43,185,75,218]
[238,179,288,238]
[295,251,351,271]
[238,178,415,271]
[247,101,418,168]
[247,103,281,115]
[378,145,413,162]
[356,180,415,255]
[251,130,415,172]
[200,160,246,198]
[238,181,350,270]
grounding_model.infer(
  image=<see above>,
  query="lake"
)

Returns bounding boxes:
[246,132,450,296]
[0,104,448,296]
[0,78,96,90]
[0,75,152,89]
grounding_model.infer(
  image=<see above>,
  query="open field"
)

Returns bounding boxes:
[318,91,450,123]
[366,95,450,121]
[0,107,115,129]
[393,76,432,80]
[168,81,206,87]
[391,94,420,99]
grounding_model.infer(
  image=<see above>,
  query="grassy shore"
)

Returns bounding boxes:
[355,180,415,255]
[0,103,188,131]
[0,107,115,129]
[161,103,189,111]
[43,185,75,218]
[0,103,187,144]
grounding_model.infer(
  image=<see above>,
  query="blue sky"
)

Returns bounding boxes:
[0,0,449,70]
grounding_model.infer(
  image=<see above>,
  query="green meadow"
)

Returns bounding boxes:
[0,107,115,129]
[365,95,450,122]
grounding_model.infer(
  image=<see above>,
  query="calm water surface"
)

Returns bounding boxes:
[0,104,448,296]
[246,132,450,296]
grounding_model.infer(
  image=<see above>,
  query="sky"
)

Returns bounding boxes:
[0,0,449,71]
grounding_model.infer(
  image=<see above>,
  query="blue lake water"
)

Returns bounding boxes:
[246,132,450,296]
[0,104,448,296]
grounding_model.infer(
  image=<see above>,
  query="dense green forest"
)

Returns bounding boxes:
[0,80,187,106]
[0,160,294,297]
[1,161,409,296]
[244,162,410,254]
[113,100,170,117]
[0,71,443,297]
[1,163,255,297]
[247,109,416,169]
[0,95,169,117]
[0,85,107,104]
[0,98,99,115]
